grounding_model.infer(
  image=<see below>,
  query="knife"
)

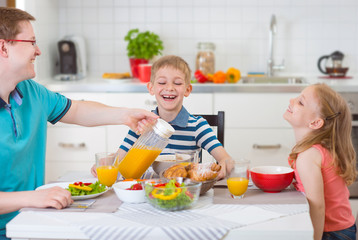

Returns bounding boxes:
[70,199,96,209]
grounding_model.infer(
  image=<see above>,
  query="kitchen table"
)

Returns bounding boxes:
[6,172,313,240]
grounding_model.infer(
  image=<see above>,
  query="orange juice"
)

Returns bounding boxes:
[117,147,162,179]
[227,177,249,196]
[97,165,118,187]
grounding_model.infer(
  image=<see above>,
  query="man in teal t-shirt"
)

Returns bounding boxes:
[0,7,158,238]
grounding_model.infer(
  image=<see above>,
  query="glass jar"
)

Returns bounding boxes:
[196,42,215,75]
[117,119,175,179]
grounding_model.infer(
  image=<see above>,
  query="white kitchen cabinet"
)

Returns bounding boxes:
[214,92,297,167]
[45,92,108,183]
[226,128,295,167]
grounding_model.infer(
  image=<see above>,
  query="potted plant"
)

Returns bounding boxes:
[124,29,164,79]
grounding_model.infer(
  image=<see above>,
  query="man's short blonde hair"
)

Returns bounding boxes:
[150,55,192,85]
[0,7,35,39]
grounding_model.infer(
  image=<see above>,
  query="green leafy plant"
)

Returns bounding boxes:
[124,29,164,60]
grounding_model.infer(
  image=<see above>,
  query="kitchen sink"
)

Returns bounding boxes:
[240,76,307,84]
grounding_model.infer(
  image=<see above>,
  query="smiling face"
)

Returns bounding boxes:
[283,85,324,133]
[7,20,41,82]
[147,66,192,118]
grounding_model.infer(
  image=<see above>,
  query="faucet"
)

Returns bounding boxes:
[267,14,285,77]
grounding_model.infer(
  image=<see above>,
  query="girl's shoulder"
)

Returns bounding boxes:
[297,146,323,167]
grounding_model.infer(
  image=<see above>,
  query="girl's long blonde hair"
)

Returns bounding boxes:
[289,83,357,185]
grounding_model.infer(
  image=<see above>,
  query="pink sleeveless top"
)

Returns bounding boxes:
[290,144,355,232]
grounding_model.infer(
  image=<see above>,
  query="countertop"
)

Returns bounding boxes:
[38,76,358,93]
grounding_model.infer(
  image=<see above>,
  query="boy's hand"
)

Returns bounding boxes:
[217,158,235,180]
[90,163,97,177]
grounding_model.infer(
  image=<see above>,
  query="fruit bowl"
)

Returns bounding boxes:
[250,166,294,193]
[113,181,145,203]
[144,178,201,211]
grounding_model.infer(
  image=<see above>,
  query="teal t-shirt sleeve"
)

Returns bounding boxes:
[29,80,71,124]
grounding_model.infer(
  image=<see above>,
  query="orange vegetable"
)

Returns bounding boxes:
[207,73,214,82]
[213,71,226,84]
[226,67,241,83]
[122,179,146,182]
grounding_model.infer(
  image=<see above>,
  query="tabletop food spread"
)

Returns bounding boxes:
[7,167,313,240]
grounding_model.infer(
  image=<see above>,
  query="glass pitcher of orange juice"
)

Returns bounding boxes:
[116,118,175,179]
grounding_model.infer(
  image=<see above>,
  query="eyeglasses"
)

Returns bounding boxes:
[5,39,37,47]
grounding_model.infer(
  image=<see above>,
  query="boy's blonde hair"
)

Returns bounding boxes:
[150,55,191,85]
[289,83,357,185]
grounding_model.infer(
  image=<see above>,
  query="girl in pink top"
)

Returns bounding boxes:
[284,83,356,240]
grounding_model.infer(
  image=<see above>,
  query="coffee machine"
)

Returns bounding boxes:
[55,35,87,81]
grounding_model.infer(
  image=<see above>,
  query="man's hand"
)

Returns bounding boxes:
[30,187,73,210]
[121,108,158,134]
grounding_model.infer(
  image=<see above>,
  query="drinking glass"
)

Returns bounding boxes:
[226,158,250,199]
[95,152,118,187]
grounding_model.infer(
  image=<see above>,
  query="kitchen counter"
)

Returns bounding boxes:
[38,76,358,94]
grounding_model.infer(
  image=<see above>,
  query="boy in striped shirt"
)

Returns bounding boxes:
[119,55,233,179]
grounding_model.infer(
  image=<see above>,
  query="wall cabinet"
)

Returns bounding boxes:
[214,93,297,167]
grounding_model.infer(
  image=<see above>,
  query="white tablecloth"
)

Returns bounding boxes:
[23,189,308,240]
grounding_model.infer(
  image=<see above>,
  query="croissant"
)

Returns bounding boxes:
[163,164,187,179]
[187,163,221,181]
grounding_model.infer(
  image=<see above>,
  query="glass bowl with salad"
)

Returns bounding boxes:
[144,178,201,211]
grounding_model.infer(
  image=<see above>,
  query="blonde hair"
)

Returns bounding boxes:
[0,7,35,39]
[150,55,191,85]
[289,83,357,185]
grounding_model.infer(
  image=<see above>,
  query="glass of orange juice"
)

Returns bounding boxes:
[227,159,250,199]
[95,152,119,187]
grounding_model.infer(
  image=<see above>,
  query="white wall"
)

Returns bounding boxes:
[21,0,59,80]
[35,0,358,79]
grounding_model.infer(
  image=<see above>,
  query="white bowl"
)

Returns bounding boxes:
[152,154,191,175]
[113,181,145,203]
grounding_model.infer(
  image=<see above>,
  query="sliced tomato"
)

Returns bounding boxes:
[154,183,166,188]
[185,190,193,199]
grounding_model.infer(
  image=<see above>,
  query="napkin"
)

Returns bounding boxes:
[213,188,308,205]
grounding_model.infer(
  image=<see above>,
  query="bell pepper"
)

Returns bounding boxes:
[213,71,226,84]
[69,184,92,191]
[226,67,241,83]
[194,70,209,83]
[151,187,182,200]
[207,73,214,82]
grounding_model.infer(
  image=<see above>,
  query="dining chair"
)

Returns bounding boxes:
[194,111,225,162]
[197,111,225,146]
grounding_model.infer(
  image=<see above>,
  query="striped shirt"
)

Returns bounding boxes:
[119,107,222,156]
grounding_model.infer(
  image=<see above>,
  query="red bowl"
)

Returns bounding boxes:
[250,166,294,193]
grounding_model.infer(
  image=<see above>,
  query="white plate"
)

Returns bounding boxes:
[36,181,109,200]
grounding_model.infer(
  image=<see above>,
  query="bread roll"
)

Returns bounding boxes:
[163,164,187,178]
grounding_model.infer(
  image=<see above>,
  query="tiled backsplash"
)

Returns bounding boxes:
[33,0,358,79]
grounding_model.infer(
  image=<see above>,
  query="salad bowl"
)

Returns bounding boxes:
[144,178,201,211]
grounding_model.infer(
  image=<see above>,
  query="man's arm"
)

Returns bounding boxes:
[59,100,158,132]
[0,187,72,214]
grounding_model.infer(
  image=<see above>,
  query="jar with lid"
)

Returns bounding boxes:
[116,119,175,179]
[196,42,215,75]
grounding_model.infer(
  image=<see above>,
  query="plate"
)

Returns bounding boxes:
[36,181,109,200]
